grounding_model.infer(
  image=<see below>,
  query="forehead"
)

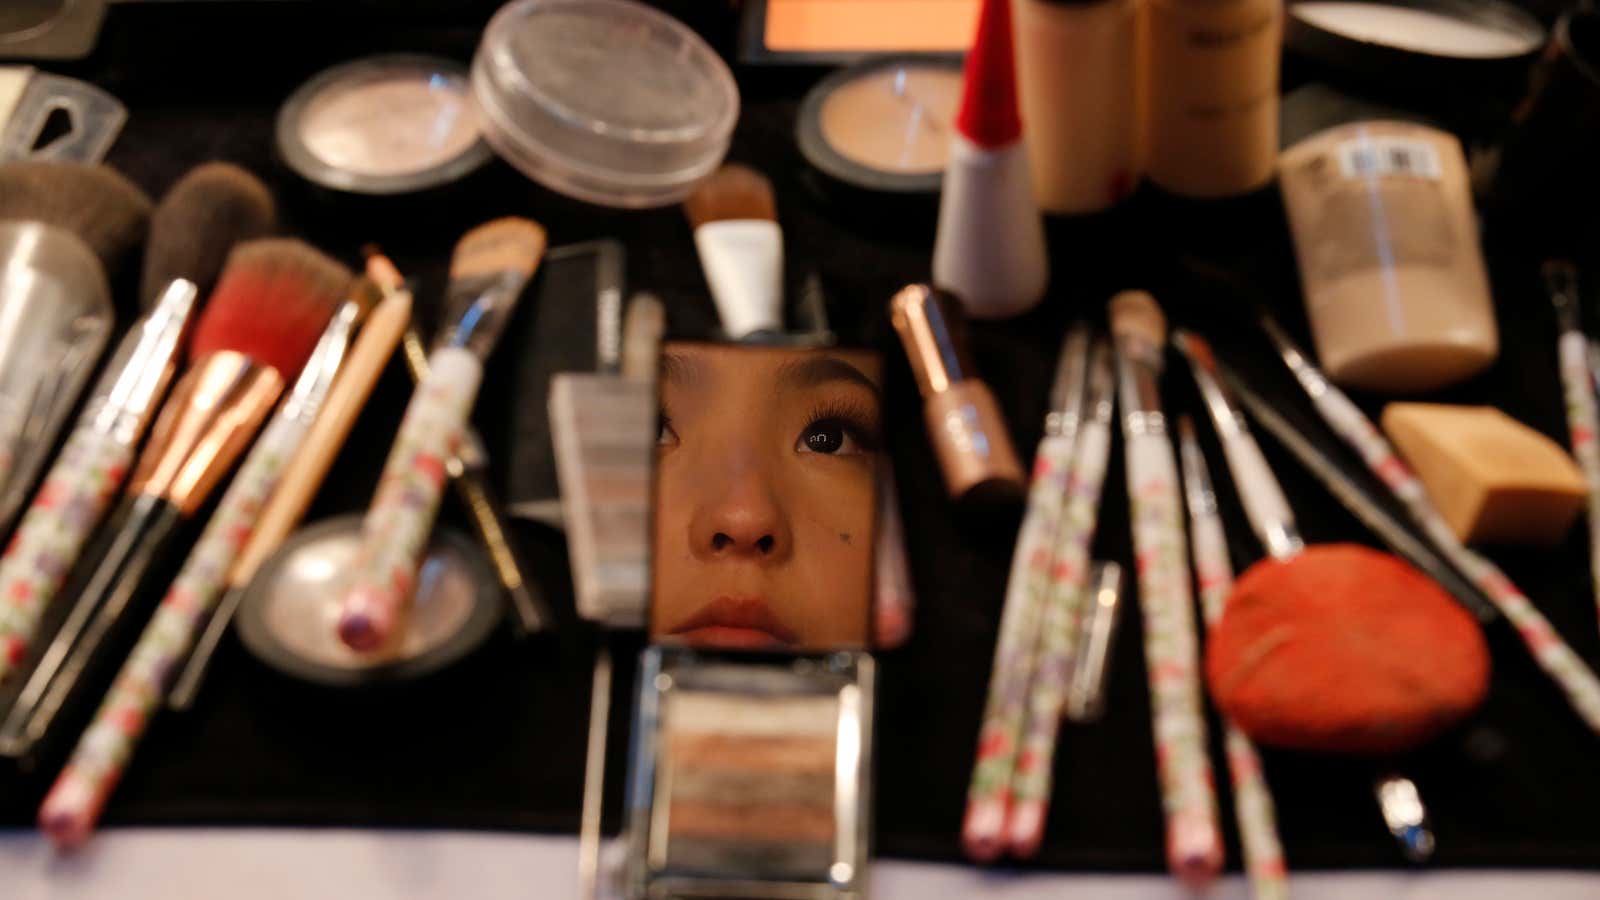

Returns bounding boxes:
[661,342,883,389]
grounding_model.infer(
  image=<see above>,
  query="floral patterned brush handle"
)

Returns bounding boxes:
[1005,414,1113,856]
[37,390,314,846]
[337,347,480,652]
[0,425,132,681]
[1559,329,1600,631]
[1273,334,1600,734]
[1123,426,1223,886]
[1180,426,1288,900]
[963,432,1074,861]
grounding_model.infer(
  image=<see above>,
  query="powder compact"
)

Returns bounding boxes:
[277,54,493,195]
[625,648,874,899]
[797,56,964,195]
[236,515,502,687]
[741,0,979,64]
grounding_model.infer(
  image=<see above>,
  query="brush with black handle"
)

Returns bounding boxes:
[0,162,274,681]
[0,239,349,758]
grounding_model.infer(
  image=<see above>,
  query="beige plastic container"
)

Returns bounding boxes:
[1144,0,1282,197]
[1279,120,1498,394]
[1013,0,1143,214]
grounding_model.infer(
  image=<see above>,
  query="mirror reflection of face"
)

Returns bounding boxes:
[652,343,882,651]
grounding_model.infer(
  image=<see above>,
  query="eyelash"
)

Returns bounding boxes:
[799,400,882,455]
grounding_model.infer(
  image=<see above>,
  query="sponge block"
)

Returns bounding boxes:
[1381,402,1585,546]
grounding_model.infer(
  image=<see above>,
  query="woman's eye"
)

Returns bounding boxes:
[796,419,863,455]
[658,416,679,448]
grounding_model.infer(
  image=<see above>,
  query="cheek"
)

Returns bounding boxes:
[786,469,876,639]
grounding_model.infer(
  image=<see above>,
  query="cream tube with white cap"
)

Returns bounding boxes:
[932,0,1048,320]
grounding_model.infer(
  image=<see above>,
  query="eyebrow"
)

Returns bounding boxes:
[774,355,882,400]
[660,352,705,387]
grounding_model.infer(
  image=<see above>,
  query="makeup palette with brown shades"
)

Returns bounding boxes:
[235,515,502,687]
[625,648,874,899]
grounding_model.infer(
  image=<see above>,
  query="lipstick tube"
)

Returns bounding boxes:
[890,285,1023,506]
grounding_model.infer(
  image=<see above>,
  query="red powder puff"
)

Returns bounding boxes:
[1206,543,1491,755]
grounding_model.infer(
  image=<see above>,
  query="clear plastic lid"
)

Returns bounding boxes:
[472,0,740,208]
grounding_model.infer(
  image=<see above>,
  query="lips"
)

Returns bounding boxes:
[669,596,798,649]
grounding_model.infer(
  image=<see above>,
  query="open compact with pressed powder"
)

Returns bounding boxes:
[276,54,493,196]
[579,340,885,899]
[797,56,964,196]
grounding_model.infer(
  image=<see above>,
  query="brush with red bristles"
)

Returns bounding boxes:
[0,239,350,759]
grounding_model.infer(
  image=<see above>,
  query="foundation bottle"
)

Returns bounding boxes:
[1279,120,1498,393]
[1144,0,1282,197]
[889,285,1024,506]
[1013,0,1143,213]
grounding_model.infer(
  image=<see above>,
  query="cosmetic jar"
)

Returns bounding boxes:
[471,0,740,208]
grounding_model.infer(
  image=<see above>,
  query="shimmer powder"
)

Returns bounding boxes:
[278,55,492,194]
[299,75,479,177]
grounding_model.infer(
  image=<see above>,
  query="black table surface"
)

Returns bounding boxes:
[1,0,1599,875]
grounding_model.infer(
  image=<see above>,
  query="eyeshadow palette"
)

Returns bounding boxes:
[625,647,873,899]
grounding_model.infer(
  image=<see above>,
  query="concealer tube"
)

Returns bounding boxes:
[890,285,1024,506]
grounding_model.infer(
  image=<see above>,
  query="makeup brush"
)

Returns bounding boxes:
[1007,340,1115,858]
[337,218,545,652]
[0,163,151,528]
[684,164,783,340]
[0,163,274,673]
[931,0,1047,319]
[38,300,362,848]
[1256,314,1600,737]
[1108,290,1222,887]
[0,239,349,756]
[1546,261,1600,632]
[0,161,152,271]
[963,323,1090,862]
[138,162,276,308]
[1176,417,1288,899]
[168,256,410,712]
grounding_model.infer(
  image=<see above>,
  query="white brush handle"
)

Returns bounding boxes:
[694,220,783,338]
[337,347,480,651]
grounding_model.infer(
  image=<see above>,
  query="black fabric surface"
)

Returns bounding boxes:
[0,0,1598,875]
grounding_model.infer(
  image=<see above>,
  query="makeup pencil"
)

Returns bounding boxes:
[38,301,361,848]
[1110,290,1222,886]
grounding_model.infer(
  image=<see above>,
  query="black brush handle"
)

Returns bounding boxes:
[165,584,242,713]
[0,497,180,759]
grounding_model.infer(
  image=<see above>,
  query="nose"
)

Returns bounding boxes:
[689,462,791,563]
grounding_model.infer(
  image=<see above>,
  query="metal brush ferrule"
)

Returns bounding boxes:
[129,351,284,515]
[280,301,360,426]
[1115,344,1167,438]
[91,278,198,445]
[1259,315,1331,398]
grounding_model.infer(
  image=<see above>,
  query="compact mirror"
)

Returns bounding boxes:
[649,341,883,653]
[622,341,885,900]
